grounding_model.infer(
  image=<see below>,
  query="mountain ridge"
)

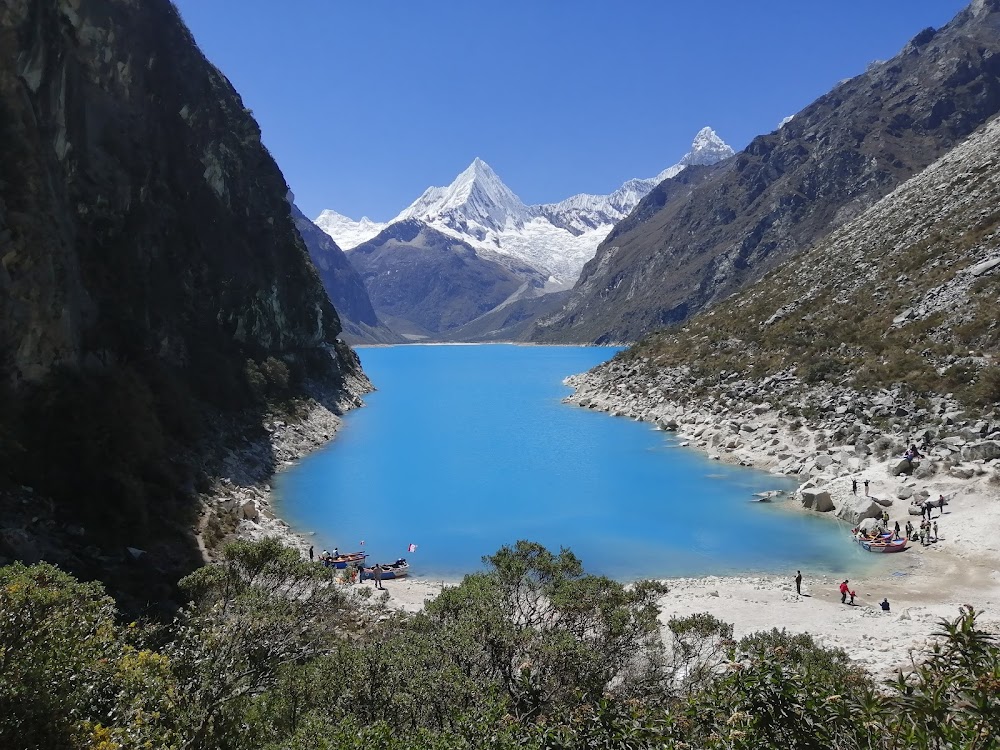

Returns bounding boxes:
[317,128,734,285]
[531,0,1000,344]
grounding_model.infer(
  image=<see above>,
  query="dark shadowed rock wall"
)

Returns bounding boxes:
[0,0,366,598]
[291,203,403,344]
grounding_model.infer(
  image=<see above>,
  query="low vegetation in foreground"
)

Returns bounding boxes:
[1,539,997,750]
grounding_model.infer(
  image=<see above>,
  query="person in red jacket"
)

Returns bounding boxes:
[840,580,850,604]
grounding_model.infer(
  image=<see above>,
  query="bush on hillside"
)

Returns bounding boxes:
[2,541,999,749]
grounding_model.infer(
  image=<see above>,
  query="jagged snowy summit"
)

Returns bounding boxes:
[317,128,734,285]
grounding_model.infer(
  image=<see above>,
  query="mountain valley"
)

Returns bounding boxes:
[316,129,733,340]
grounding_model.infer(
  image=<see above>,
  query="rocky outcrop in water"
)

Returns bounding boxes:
[534,0,1000,343]
[0,0,369,603]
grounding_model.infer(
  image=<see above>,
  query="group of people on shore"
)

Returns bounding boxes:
[796,571,891,611]
[837,578,890,611]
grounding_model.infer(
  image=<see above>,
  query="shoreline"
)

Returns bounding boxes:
[221,352,1000,675]
[561,361,1000,672]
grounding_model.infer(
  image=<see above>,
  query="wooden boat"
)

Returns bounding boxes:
[326,551,367,569]
[362,558,410,580]
[857,536,908,553]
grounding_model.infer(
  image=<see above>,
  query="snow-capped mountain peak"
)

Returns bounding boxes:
[394,157,534,234]
[315,128,734,284]
[678,126,735,167]
[314,209,387,251]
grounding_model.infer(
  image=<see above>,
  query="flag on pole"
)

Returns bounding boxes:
[359,540,365,546]
[407,543,417,553]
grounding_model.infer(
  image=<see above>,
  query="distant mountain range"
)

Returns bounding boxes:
[316,127,734,287]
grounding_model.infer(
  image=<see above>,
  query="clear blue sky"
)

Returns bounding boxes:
[172,0,970,221]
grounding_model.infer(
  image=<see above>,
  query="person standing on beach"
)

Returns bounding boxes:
[309,545,314,562]
[372,563,384,590]
[933,521,939,542]
[840,580,850,604]
[851,478,857,495]
[863,480,870,496]
[893,521,901,539]
[795,570,802,595]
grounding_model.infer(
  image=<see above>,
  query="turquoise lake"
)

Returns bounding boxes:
[275,345,874,581]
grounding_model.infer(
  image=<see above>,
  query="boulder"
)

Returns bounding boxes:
[836,496,884,525]
[896,486,914,500]
[0,528,44,564]
[949,466,975,479]
[961,441,1000,462]
[813,492,835,512]
[815,454,834,470]
[873,496,893,507]
[240,500,259,521]
[892,459,915,476]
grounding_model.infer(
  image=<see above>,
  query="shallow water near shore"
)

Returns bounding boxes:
[275,345,878,581]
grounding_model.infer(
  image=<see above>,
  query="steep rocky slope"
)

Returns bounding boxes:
[535,0,1000,343]
[567,112,1000,486]
[291,204,402,344]
[0,0,369,599]
[346,220,548,338]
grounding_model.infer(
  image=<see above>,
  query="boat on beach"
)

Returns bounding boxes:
[854,533,908,553]
[327,551,367,568]
[362,558,410,580]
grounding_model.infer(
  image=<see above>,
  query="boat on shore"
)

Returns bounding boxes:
[326,551,367,569]
[853,531,908,553]
[362,558,410,580]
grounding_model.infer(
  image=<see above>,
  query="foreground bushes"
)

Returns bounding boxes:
[1,539,998,749]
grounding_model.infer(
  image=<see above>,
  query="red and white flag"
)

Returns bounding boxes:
[407,543,417,553]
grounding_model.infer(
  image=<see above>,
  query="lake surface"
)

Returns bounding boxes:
[275,345,875,581]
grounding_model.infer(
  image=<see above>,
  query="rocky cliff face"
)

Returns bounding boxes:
[0,0,368,595]
[569,97,1000,469]
[534,0,1000,343]
[290,204,402,344]
[564,110,1000,524]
